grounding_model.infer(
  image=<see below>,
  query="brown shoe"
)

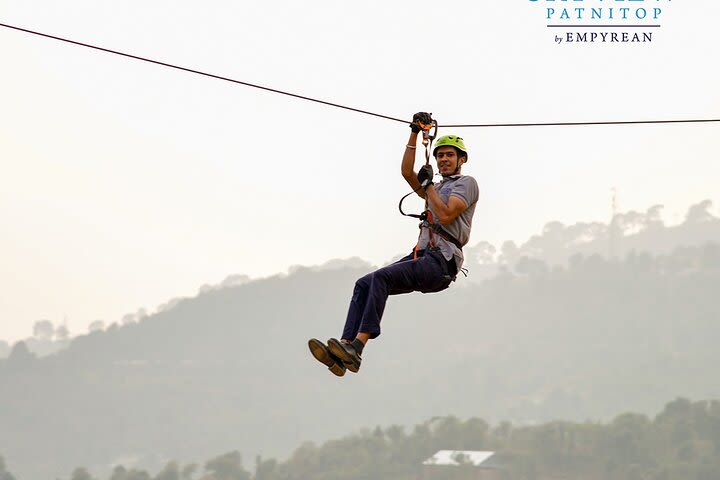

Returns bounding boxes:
[308,338,346,377]
[327,338,361,373]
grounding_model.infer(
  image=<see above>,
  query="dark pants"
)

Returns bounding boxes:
[341,248,458,340]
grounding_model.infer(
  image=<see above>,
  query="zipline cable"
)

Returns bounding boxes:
[2,22,720,129]
[443,119,720,127]
[0,22,407,124]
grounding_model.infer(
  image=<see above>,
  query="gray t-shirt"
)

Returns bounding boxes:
[416,174,479,269]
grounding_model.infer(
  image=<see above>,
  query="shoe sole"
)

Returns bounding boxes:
[327,338,361,373]
[308,338,345,377]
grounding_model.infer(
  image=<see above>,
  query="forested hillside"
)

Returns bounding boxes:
[4,397,718,480]
[1,201,719,479]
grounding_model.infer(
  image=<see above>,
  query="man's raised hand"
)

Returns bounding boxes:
[410,112,433,133]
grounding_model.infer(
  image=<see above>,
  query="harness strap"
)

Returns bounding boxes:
[422,218,464,250]
[410,210,464,259]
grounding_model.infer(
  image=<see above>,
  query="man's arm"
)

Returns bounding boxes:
[401,131,424,195]
[400,132,469,222]
[425,187,468,225]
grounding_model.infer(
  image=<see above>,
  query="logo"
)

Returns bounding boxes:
[528,0,673,44]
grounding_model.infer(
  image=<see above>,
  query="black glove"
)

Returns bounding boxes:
[410,112,433,133]
[417,164,434,189]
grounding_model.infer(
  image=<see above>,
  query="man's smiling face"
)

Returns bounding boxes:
[434,146,464,177]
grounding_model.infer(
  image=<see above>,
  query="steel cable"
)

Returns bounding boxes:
[2,22,719,129]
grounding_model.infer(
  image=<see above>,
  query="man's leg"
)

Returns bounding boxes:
[340,253,415,341]
[330,251,450,371]
[355,252,450,338]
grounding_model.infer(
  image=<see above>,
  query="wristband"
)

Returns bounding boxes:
[406,145,416,149]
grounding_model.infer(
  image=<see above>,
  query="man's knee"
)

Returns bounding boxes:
[354,273,373,292]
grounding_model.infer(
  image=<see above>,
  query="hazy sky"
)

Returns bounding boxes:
[2,0,719,343]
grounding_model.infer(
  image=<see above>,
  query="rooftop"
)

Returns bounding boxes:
[422,450,495,467]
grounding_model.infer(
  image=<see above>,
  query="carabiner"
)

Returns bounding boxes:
[420,119,438,147]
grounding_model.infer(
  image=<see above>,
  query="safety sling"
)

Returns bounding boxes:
[397,118,464,259]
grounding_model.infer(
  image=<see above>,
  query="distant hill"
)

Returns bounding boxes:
[1,200,719,480]
[6,397,719,480]
[4,199,718,357]
[464,199,720,282]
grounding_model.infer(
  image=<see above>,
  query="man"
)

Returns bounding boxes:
[309,112,479,376]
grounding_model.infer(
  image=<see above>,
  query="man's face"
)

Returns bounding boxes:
[435,146,464,176]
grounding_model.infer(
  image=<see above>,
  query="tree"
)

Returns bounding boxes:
[515,256,549,276]
[684,199,715,224]
[32,319,55,340]
[499,240,521,267]
[614,210,646,236]
[125,470,151,480]
[88,320,105,333]
[180,464,197,480]
[6,341,36,367]
[55,324,70,341]
[154,462,180,480]
[561,221,606,248]
[70,467,95,480]
[110,466,151,480]
[254,456,279,480]
[204,451,251,480]
[110,465,128,480]
[121,309,149,326]
[645,204,665,230]
[467,241,497,265]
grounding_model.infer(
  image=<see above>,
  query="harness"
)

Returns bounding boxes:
[397,119,464,260]
[399,183,465,256]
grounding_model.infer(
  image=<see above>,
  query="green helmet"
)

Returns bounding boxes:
[433,135,468,161]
